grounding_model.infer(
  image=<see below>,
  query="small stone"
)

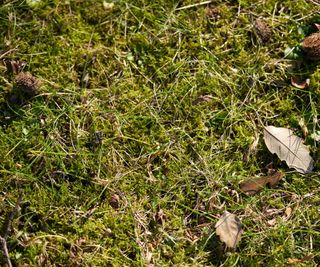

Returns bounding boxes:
[15,72,41,94]
[253,18,272,43]
[302,32,320,61]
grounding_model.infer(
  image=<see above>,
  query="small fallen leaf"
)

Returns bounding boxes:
[215,211,243,248]
[239,171,284,195]
[192,95,213,105]
[284,207,292,220]
[267,218,277,226]
[287,255,313,264]
[264,126,314,173]
[291,77,310,89]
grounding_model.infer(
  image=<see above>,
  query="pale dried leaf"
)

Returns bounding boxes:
[267,218,277,226]
[263,126,314,173]
[287,255,313,264]
[215,211,242,248]
[284,207,292,220]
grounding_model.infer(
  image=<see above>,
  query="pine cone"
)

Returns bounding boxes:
[302,32,320,61]
[15,72,41,94]
[253,18,272,43]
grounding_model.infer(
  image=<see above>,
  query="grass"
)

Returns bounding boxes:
[0,0,319,266]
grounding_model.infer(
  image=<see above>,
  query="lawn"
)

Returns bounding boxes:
[0,0,319,266]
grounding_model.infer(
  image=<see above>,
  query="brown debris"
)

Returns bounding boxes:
[109,194,120,209]
[2,59,26,74]
[205,7,221,20]
[302,32,320,61]
[192,95,213,105]
[15,72,41,94]
[239,171,284,195]
[290,77,310,89]
[253,18,272,43]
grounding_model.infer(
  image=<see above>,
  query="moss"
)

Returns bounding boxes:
[0,0,319,266]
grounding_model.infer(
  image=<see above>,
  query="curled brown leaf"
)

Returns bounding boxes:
[239,171,284,195]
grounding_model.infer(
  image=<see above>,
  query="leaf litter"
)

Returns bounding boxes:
[215,211,243,248]
[239,171,284,195]
[263,126,314,173]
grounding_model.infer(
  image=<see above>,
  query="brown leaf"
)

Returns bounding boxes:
[287,255,313,264]
[239,171,284,195]
[291,77,310,89]
[192,95,213,105]
[215,211,243,248]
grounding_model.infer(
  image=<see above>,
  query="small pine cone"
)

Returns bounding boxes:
[302,32,320,61]
[15,72,41,94]
[253,18,272,43]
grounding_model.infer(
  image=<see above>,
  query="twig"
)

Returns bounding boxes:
[2,193,22,239]
[175,0,213,11]
[0,237,12,267]
[0,193,22,267]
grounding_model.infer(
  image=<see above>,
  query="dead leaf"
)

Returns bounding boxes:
[263,126,314,173]
[215,211,243,248]
[284,207,292,220]
[267,218,277,226]
[287,255,313,264]
[291,77,310,89]
[192,95,213,105]
[239,171,284,195]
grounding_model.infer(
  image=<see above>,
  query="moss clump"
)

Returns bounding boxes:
[301,32,320,61]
